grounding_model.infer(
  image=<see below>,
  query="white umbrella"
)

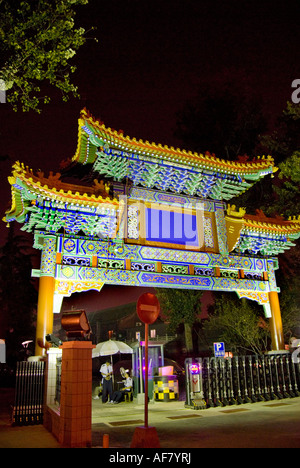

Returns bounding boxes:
[92,339,133,358]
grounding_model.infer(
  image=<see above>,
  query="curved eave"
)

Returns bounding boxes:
[4,161,119,224]
[243,216,300,238]
[72,109,276,179]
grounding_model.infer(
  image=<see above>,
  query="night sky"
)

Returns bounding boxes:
[0,0,299,315]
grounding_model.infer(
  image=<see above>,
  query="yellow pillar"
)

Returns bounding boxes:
[269,291,285,351]
[35,236,56,356]
[35,276,55,356]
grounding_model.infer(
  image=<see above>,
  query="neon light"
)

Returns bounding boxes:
[189,363,200,375]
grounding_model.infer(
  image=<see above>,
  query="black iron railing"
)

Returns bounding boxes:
[13,361,45,425]
[185,354,300,409]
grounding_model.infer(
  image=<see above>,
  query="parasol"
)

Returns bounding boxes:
[92,339,133,358]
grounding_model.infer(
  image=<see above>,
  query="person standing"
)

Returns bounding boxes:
[100,359,113,403]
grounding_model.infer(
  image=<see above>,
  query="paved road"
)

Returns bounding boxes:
[91,396,300,448]
[1,387,300,448]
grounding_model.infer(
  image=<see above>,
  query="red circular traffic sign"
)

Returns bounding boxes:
[137,293,160,324]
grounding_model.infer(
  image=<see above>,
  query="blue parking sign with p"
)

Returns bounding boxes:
[214,342,225,357]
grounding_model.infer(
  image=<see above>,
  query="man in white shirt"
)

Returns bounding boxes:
[100,359,113,403]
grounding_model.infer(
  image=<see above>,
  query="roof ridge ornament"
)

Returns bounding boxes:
[226,204,246,218]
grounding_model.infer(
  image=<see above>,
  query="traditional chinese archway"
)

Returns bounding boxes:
[4,109,300,356]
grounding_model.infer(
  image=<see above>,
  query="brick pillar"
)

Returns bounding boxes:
[59,341,95,448]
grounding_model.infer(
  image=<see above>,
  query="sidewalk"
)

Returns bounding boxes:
[1,387,300,448]
[0,388,61,448]
[91,395,300,448]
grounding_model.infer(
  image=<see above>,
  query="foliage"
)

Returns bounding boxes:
[229,102,300,217]
[278,151,300,183]
[155,288,203,353]
[256,102,300,216]
[174,90,300,353]
[260,102,300,164]
[276,249,300,339]
[155,288,203,331]
[206,102,300,350]
[202,293,270,355]
[174,73,267,160]
[0,0,92,112]
[279,278,300,341]
[270,150,300,217]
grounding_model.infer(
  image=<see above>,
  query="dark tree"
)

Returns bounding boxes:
[0,226,38,365]
[174,74,267,160]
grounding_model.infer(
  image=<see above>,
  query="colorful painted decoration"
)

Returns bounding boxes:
[73,109,277,201]
[3,110,300,320]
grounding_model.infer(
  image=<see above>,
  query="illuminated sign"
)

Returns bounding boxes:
[189,363,200,375]
[214,342,225,357]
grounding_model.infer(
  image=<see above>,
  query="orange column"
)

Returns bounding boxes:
[269,291,285,351]
[35,236,56,356]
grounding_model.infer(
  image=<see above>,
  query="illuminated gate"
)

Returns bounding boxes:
[4,109,300,356]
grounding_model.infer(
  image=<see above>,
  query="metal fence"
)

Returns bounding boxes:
[185,354,300,409]
[13,361,45,425]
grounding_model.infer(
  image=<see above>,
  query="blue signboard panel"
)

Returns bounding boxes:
[214,342,225,357]
[145,207,199,248]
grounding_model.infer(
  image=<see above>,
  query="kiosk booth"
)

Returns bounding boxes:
[132,341,179,402]
[132,341,163,402]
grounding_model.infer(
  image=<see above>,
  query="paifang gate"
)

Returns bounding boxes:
[4,109,300,356]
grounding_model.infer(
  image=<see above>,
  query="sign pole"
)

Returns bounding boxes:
[131,292,161,448]
[144,322,149,428]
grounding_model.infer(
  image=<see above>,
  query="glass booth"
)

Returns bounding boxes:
[132,341,164,401]
[132,341,179,402]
